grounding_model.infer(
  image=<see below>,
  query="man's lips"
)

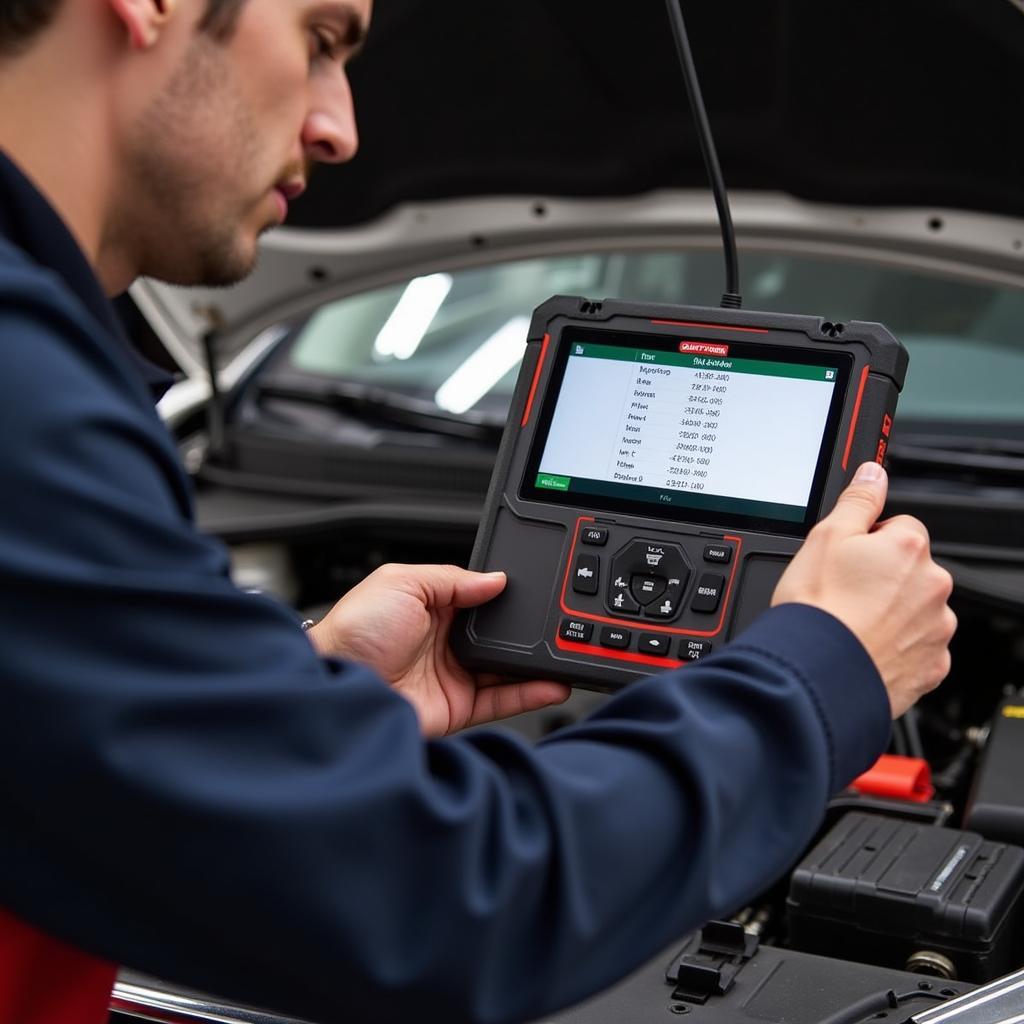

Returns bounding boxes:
[271,181,306,224]
[271,188,289,223]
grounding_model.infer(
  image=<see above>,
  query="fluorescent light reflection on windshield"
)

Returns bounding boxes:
[373,273,453,361]
[435,316,530,415]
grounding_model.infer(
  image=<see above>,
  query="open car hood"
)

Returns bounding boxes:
[132,0,1024,379]
[305,0,1024,228]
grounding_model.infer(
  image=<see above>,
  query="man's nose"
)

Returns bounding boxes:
[302,76,359,164]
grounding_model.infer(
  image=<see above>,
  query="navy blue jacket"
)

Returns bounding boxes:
[0,150,891,1024]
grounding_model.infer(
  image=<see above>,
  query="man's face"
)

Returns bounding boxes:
[113,0,371,287]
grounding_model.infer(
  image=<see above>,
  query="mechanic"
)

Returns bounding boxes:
[0,1,956,1023]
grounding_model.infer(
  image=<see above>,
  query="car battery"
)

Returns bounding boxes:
[787,812,1024,982]
[965,698,1024,847]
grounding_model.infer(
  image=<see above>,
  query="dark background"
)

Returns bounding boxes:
[289,0,1024,229]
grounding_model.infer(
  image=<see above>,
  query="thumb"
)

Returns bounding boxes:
[446,569,508,609]
[822,462,889,537]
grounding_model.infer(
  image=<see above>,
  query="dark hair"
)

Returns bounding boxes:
[0,0,247,55]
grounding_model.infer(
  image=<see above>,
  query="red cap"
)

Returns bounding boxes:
[851,754,934,803]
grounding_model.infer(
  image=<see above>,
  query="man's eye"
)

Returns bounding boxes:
[310,29,339,62]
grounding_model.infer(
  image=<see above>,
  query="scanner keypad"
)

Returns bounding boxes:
[558,523,738,662]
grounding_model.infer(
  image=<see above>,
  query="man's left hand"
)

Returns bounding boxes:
[307,565,571,737]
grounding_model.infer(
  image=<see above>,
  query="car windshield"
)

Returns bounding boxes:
[276,249,1024,427]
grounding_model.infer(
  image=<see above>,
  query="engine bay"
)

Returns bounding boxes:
[190,492,1024,1023]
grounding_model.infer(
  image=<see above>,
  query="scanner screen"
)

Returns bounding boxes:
[523,326,852,535]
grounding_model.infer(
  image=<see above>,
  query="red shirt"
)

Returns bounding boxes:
[0,907,115,1024]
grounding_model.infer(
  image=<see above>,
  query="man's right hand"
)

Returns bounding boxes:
[772,461,956,718]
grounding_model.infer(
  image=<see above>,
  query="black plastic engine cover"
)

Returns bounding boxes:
[787,812,1024,982]
[543,928,974,1024]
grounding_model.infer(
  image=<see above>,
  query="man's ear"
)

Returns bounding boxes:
[107,0,176,50]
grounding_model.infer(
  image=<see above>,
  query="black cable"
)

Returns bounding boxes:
[201,328,225,462]
[891,717,909,758]
[664,0,742,308]
[902,706,925,761]
[815,989,949,1024]
[932,742,977,794]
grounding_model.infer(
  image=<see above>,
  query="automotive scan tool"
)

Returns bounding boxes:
[453,1,908,690]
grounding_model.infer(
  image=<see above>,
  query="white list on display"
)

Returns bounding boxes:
[538,347,837,510]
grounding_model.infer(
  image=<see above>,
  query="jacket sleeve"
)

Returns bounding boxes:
[0,293,891,1024]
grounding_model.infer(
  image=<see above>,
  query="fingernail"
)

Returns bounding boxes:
[484,571,506,579]
[854,461,885,483]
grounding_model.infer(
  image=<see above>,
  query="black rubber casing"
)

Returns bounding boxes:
[452,296,907,691]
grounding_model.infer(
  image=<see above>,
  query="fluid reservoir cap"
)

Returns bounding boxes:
[906,950,957,979]
[852,754,934,803]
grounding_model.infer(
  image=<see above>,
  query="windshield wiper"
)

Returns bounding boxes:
[888,436,1024,483]
[255,379,505,443]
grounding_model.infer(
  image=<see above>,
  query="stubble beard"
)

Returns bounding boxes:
[117,36,270,288]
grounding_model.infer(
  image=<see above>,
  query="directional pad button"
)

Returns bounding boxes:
[606,577,638,614]
[606,540,691,622]
[645,595,679,619]
[630,574,666,606]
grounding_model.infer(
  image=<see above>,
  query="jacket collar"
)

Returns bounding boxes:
[0,150,176,400]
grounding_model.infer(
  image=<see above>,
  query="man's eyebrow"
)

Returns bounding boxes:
[308,1,369,52]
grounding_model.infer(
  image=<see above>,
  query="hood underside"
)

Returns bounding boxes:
[289,0,1024,229]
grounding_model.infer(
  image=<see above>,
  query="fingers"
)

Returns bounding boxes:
[872,514,930,542]
[818,462,889,538]
[467,680,571,728]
